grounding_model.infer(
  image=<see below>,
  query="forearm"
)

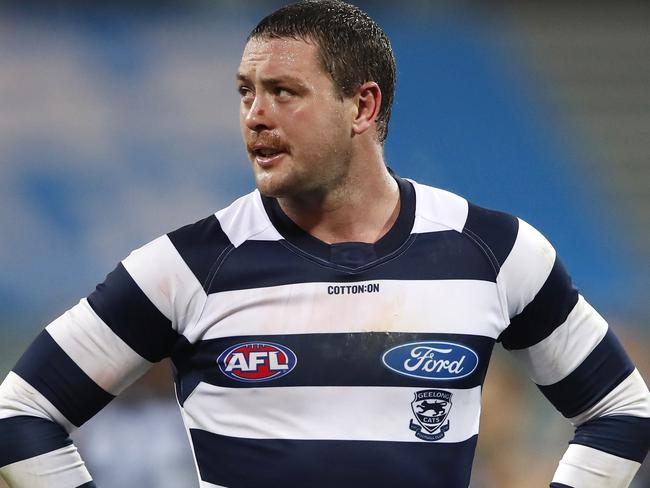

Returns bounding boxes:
[550,369,650,488]
[551,443,643,488]
[0,295,154,486]
[1,440,94,488]
[0,374,94,487]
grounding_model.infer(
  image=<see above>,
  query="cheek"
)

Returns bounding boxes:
[290,105,346,139]
[239,107,248,133]
[285,105,310,126]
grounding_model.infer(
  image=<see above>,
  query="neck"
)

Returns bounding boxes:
[277,145,400,244]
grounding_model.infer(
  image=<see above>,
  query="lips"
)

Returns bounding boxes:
[250,143,288,167]
[255,151,286,167]
[253,146,284,157]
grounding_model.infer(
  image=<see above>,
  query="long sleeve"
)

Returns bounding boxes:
[0,230,207,487]
[497,218,650,487]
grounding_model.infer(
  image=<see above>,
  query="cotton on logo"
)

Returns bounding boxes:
[217,342,297,382]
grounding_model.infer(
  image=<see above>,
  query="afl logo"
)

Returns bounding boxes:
[382,341,479,380]
[217,342,297,382]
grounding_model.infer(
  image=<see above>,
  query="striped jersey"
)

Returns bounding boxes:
[1,177,649,487]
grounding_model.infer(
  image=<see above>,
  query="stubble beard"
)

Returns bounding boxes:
[250,111,354,201]
[252,147,352,204]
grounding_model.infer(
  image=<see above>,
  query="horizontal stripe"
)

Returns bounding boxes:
[46,299,151,396]
[0,416,71,467]
[571,415,650,463]
[411,217,454,234]
[411,181,468,233]
[167,214,233,288]
[538,329,635,418]
[195,279,505,343]
[183,384,481,443]
[87,263,179,363]
[123,235,207,334]
[497,218,556,318]
[208,231,499,295]
[570,369,650,426]
[76,483,97,487]
[500,257,579,350]
[199,482,226,488]
[552,443,640,488]
[216,190,282,247]
[13,331,114,427]
[0,372,74,433]
[174,332,493,403]
[191,429,477,488]
[0,444,93,488]
[510,296,608,385]
[463,202,519,270]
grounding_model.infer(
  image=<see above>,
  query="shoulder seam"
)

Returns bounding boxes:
[462,225,512,327]
[461,227,500,279]
[179,243,235,341]
[204,244,236,291]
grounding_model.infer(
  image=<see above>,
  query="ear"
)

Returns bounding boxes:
[351,82,382,136]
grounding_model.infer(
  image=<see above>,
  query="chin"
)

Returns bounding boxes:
[253,174,293,198]
[252,163,315,200]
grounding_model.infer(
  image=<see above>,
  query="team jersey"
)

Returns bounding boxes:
[1,177,649,487]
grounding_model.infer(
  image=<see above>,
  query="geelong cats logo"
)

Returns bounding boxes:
[409,389,453,441]
[217,342,297,382]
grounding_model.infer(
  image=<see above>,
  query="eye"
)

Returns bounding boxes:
[238,85,254,102]
[274,87,293,99]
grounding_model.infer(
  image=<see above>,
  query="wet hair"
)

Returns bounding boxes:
[248,0,396,143]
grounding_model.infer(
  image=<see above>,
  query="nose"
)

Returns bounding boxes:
[243,94,273,132]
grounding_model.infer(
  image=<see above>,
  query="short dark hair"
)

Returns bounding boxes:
[248,0,396,143]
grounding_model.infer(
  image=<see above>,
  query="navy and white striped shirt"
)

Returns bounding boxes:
[1,177,648,487]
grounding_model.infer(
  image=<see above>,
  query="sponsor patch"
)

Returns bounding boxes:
[409,389,453,441]
[217,342,297,382]
[382,341,478,380]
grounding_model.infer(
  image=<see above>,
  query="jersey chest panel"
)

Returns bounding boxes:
[169,202,511,486]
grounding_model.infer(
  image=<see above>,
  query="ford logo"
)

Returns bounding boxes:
[218,342,297,382]
[382,341,479,380]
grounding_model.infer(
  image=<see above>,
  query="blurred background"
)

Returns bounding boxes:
[0,0,648,486]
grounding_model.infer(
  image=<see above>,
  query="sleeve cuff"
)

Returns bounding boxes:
[552,443,640,488]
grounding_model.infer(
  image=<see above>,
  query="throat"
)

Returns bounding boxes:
[279,186,401,245]
[261,175,415,265]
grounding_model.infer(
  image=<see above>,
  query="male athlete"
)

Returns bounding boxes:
[1,1,649,487]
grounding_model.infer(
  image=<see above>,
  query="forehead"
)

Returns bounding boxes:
[238,37,324,80]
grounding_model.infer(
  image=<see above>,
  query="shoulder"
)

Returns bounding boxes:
[410,180,523,269]
[160,190,280,283]
[410,180,569,341]
[122,190,277,289]
[168,190,266,248]
[167,189,279,250]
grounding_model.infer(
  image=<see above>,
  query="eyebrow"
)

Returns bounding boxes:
[236,73,306,88]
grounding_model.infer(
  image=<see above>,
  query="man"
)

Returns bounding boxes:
[0,1,648,487]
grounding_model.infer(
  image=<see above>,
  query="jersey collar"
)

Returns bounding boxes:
[260,174,416,268]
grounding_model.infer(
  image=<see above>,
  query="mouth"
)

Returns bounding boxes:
[251,146,288,168]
